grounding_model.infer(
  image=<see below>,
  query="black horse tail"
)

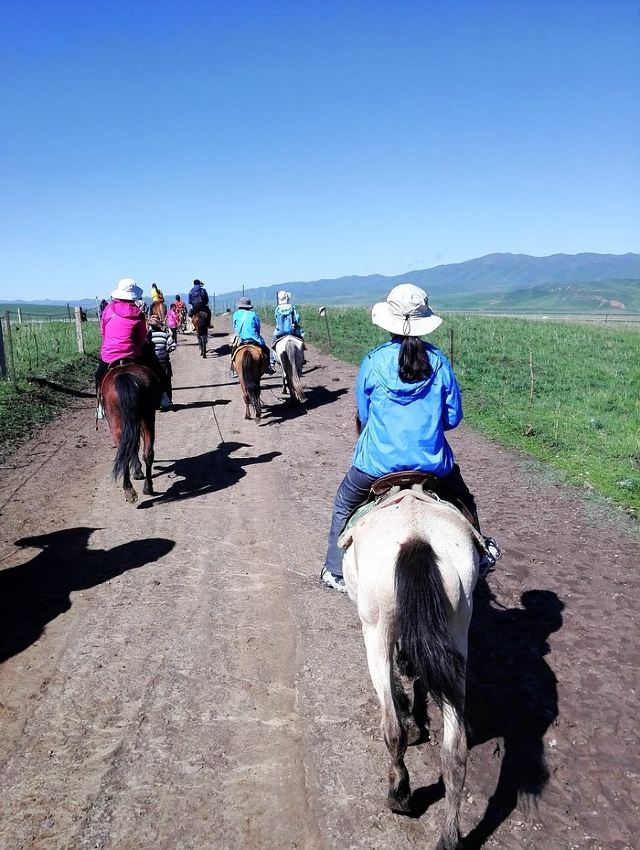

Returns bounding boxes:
[112,373,142,482]
[241,351,261,417]
[395,537,465,714]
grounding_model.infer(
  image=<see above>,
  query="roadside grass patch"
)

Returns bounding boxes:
[298,307,640,516]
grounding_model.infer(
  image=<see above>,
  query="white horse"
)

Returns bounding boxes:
[273,335,305,403]
[341,491,479,850]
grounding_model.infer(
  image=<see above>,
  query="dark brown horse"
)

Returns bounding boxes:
[232,344,265,420]
[100,364,161,503]
[192,310,209,357]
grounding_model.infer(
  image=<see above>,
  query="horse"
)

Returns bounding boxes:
[100,364,161,503]
[340,487,479,850]
[273,335,305,404]
[193,310,209,357]
[231,343,265,420]
[150,299,167,323]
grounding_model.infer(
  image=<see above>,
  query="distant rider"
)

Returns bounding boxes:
[231,296,273,374]
[95,278,171,418]
[188,279,212,326]
[270,290,305,368]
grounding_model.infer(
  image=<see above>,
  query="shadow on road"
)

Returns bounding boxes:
[261,385,349,425]
[408,582,563,845]
[170,399,231,412]
[0,528,175,662]
[142,441,282,505]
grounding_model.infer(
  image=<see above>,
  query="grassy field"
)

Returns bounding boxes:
[0,319,101,459]
[296,306,640,516]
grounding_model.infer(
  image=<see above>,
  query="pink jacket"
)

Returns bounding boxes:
[100,300,147,363]
[166,308,178,329]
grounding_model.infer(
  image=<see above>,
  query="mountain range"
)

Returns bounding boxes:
[213,252,640,310]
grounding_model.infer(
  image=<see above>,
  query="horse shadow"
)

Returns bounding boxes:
[261,385,349,425]
[410,582,563,847]
[0,527,175,662]
[141,441,282,505]
[213,343,232,356]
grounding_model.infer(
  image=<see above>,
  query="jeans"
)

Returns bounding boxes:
[323,464,480,578]
[324,466,378,577]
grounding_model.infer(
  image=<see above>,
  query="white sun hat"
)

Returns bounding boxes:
[111,277,143,302]
[371,283,442,337]
[277,290,291,305]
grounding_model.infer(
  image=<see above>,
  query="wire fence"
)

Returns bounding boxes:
[443,310,640,329]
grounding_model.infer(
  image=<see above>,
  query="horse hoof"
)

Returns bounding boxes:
[132,470,144,480]
[388,792,412,815]
[125,488,138,504]
[143,484,155,496]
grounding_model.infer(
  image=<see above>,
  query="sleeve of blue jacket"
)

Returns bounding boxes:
[439,355,463,431]
[355,355,373,427]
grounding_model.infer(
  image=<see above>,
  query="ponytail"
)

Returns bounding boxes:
[398,337,432,383]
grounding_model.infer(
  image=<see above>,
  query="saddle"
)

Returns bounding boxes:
[338,471,484,553]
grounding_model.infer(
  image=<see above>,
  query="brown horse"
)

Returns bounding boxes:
[100,364,161,503]
[150,299,167,322]
[232,344,265,420]
[193,310,209,357]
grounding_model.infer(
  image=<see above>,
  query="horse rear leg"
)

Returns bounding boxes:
[437,698,467,850]
[362,620,411,813]
[141,417,155,496]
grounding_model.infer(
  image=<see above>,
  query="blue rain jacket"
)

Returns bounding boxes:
[232,309,265,346]
[352,339,462,478]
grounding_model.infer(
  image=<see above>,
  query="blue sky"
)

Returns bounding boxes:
[1,0,638,300]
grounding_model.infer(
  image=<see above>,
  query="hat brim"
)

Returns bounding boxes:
[371,302,442,337]
[110,288,142,301]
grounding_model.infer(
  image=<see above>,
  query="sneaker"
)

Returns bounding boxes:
[320,567,348,594]
[478,537,502,578]
[96,403,104,420]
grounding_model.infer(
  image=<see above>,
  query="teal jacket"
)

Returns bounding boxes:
[232,309,265,346]
[352,339,462,478]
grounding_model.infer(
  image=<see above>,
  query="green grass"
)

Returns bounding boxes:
[296,306,640,517]
[0,320,101,459]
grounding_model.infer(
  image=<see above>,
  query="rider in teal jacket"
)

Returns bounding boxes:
[352,339,462,478]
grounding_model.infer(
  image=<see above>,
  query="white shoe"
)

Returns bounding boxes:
[320,568,348,594]
[96,403,104,420]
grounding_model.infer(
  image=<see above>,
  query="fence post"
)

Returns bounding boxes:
[17,308,22,324]
[0,317,6,379]
[1,312,16,381]
[74,306,85,353]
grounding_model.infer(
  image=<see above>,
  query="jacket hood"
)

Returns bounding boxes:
[110,301,143,319]
[371,340,441,405]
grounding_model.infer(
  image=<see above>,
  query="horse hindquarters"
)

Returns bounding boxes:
[281,339,304,403]
[395,538,467,850]
[240,352,262,419]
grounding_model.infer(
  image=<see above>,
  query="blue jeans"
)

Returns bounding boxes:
[324,466,377,577]
[323,464,480,577]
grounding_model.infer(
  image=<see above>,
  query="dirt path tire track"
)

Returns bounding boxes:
[0,316,638,850]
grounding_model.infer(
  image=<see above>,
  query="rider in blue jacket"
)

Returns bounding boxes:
[321,284,500,592]
[231,297,273,373]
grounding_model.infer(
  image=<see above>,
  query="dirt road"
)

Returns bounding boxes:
[0,317,638,849]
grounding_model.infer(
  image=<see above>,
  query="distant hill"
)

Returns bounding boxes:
[215,252,640,308]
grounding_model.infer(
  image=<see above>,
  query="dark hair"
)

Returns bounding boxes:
[398,336,432,383]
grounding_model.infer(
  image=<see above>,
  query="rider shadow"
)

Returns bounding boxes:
[410,582,563,847]
[0,527,175,662]
[141,441,282,505]
[212,343,232,356]
[261,385,349,426]
[170,399,231,412]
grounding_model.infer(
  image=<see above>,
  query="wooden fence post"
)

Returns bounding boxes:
[17,308,22,324]
[0,316,7,379]
[1,312,16,381]
[74,306,85,353]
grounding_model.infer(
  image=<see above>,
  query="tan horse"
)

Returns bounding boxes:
[232,344,265,420]
[341,491,479,850]
[150,299,167,323]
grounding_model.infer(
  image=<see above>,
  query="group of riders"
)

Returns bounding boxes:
[96,277,500,590]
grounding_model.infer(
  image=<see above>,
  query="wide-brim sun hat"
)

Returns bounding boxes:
[111,277,143,302]
[238,296,253,308]
[372,283,442,337]
[277,290,291,305]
